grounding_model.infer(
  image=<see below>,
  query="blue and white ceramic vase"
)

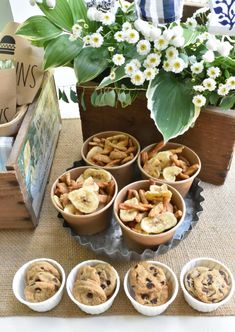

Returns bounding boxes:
[210,0,235,31]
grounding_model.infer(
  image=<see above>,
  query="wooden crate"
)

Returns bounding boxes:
[0,72,61,229]
[77,85,235,185]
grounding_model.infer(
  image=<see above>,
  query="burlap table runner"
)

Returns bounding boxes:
[0,119,234,317]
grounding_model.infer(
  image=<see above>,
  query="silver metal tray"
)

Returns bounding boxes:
[59,161,204,261]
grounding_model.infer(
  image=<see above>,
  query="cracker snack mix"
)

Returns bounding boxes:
[140,142,200,182]
[86,133,137,167]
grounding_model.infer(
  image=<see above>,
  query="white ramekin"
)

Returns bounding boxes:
[124,261,179,316]
[12,258,66,312]
[180,257,235,313]
[66,259,120,315]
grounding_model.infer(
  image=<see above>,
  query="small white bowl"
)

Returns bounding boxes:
[66,259,120,315]
[124,261,179,316]
[180,257,235,313]
[12,258,66,312]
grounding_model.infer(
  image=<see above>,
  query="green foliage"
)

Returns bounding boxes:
[146,72,195,142]
[91,90,116,107]
[16,16,62,41]
[44,35,82,70]
[74,47,109,83]
[37,0,74,31]
[219,95,235,110]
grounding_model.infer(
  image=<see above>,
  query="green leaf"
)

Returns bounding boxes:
[70,88,77,103]
[213,56,235,70]
[146,72,195,142]
[74,47,109,84]
[91,90,98,106]
[37,0,73,31]
[103,90,116,107]
[183,28,201,47]
[68,0,97,30]
[209,92,220,106]
[219,95,235,110]
[80,90,86,111]
[61,90,69,103]
[44,34,82,70]
[16,16,62,41]
[117,91,132,108]
[98,66,126,89]
[58,88,63,99]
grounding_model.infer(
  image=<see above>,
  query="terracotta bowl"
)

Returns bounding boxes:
[137,142,201,197]
[113,180,186,251]
[51,166,118,235]
[81,131,140,189]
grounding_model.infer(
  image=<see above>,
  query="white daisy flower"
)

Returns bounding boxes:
[193,85,206,92]
[72,24,82,38]
[203,78,217,91]
[112,54,125,66]
[202,50,215,63]
[192,95,206,108]
[124,63,138,77]
[171,26,184,37]
[108,46,115,52]
[191,62,204,74]
[134,20,152,39]
[130,59,141,69]
[170,36,185,48]
[90,33,104,48]
[83,35,91,45]
[136,40,151,56]
[226,76,235,90]
[131,70,145,86]
[101,12,115,26]
[154,36,168,51]
[149,27,162,41]
[218,84,229,96]
[186,17,197,29]
[171,58,185,74]
[122,22,132,32]
[145,53,161,68]
[163,29,174,41]
[207,67,221,79]
[125,29,139,44]
[163,60,172,72]
[114,31,125,42]
[144,68,158,81]
[120,0,131,12]
[87,7,102,21]
[206,37,218,52]
[197,32,210,43]
[189,55,197,64]
[166,46,179,60]
[109,71,116,80]
[217,41,233,57]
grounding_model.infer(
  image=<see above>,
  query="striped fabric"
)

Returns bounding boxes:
[134,0,184,24]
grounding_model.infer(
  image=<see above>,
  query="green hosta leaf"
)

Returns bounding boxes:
[74,47,109,84]
[70,88,77,103]
[16,16,62,41]
[37,0,73,31]
[44,34,82,70]
[68,0,97,30]
[146,72,195,142]
[219,95,235,110]
[98,66,126,89]
[183,28,201,47]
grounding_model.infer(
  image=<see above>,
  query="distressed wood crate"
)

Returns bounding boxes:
[0,72,61,229]
[77,85,235,186]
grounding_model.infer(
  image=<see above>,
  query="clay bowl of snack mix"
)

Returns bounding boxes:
[51,166,118,235]
[124,261,178,316]
[137,142,201,197]
[81,131,140,189]
[113,179,186,251]
[180,257,235,313]
[66,259,120,315]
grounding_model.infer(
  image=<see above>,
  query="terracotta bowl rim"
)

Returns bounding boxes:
[81,130,141,170]
[137,142,201,184]
[113,179,186,239]
[51,166,118,219]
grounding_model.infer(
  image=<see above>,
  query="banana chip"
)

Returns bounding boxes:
[68,188,99,214]
[155,151,173,169]
[82,176,99,192]
[141,212,177,234]
[83,168,112,183]
[119,198,139,222]
[86,146,103,162]
[162,166,182,182]
[53,195,63,210]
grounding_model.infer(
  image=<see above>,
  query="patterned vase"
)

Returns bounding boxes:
[209,0,235,35]
[134,0,184,25]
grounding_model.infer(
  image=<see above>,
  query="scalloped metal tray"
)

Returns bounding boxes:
[59,161,204,261]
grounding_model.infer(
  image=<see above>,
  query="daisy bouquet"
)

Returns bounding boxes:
[17,0,235,141]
